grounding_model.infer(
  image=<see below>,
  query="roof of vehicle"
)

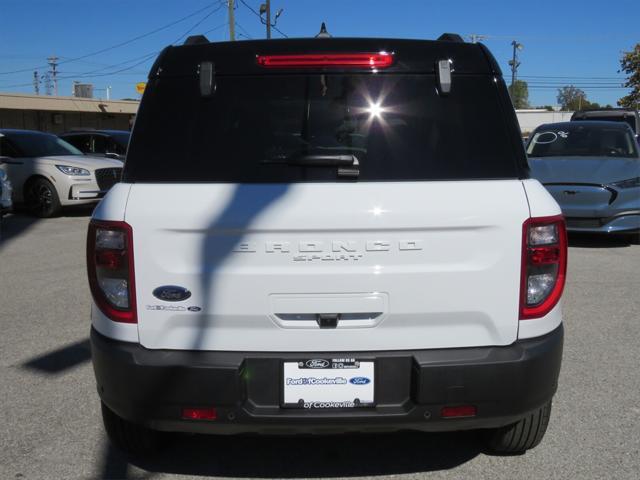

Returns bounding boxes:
[150,37,501,77]
[534,121,635,131]
[572,109,639,119]
[60,130,130,136]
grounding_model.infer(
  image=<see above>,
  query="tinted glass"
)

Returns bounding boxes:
[579,115,636,131]
[527,124,639,158]
[93,135,107,154]
[126,74,522,182]
[5,132,83,157]
[107,134,129,155]
[62,134,91,152]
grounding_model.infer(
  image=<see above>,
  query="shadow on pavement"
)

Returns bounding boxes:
[128,430,482,478]
[568,232,637,249]
[22,338,91,374]
[0,206,94,248]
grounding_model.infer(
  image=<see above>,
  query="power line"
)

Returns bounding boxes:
[0,4,226,90]
[0,2,224,75]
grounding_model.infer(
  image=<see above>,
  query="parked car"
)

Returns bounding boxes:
[571,108,640,139]
[0,129,123,217]
[89,35,566,456]
[527,121,640,237]
[0,162,12,216]
[59,130,130,161]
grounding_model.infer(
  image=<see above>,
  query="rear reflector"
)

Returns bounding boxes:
[256,52,394,69]
[182,408,217,420]
[441,405,477,418]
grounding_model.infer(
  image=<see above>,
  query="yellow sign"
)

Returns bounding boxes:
[135,82,146,95]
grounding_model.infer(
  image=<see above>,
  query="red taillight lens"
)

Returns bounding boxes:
[256,52,394,69]
[520,215,567,320]
[182,408,217,420]
[87,220,136,323]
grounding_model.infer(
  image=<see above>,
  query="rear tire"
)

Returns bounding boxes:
[25,177,61,218]
[101,402,162,455]
[487,401,552,454]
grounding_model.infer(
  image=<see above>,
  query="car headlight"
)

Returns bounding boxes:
[56,165,90,176]
[610,177,640,189]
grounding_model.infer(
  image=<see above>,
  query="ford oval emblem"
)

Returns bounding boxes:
[152,286,191,302]
[305,359,330,369]
[349,377,371,385]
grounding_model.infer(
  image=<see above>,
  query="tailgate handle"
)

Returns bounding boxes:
[317,313,340,329]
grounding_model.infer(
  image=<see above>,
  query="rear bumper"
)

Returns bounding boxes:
[91,325,563,434]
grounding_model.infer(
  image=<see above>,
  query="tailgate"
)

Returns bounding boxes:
[126,181,529,352]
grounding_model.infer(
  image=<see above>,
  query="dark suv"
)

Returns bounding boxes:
[59,129,130,161]
[571,108,640,139]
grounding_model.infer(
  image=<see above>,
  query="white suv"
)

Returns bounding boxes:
[0,129,122,217]
[88,35,566,455]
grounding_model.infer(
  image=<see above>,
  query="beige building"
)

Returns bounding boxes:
[0,92,138,133]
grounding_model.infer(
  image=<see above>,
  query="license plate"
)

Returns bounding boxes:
[282,358,375,409]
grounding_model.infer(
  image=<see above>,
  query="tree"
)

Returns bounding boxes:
[556,86,599,111]
[508,80,530,109]
[618,43,640,108]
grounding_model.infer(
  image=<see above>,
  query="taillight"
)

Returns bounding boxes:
[256,52,394,69]
[520,215,567,320]
[87,220,136,323]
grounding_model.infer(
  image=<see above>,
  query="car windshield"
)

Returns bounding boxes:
[527,124,639,158]
[5,132,83,157]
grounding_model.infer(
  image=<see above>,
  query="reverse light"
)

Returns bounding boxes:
[520,215,567,320]
[56,165,90,176]
[87,220,136,323]
[256,52,394,69]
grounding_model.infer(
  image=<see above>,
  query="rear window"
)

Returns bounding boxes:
[527,124,639,158]
[125,74,523,182]
[576,115,637,131]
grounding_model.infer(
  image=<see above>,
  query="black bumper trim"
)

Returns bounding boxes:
[91,325,563,434]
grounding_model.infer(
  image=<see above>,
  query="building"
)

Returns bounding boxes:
[0,92,138,133]
[516,109,574,137]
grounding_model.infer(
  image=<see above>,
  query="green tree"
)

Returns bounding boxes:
[556,86,599,111]
[618,44,640,108]
[508,80,530,109]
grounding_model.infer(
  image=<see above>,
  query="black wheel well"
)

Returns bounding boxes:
[23,174,52,197]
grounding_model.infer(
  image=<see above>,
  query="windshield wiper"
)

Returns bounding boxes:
[263,152,360,178]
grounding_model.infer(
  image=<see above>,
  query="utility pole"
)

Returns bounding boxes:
[265,0,271,39]
[228,0,235,41]
[47,56,59,96]
[33,71,40,95]
[468,34,488,44]
[508,41,523,87]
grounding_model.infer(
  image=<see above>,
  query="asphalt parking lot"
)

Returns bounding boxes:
[1,212,639,480]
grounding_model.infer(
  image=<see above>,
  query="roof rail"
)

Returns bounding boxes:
[184,35,209,46]
[437,33,464,43]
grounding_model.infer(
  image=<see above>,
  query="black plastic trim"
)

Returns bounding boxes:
[91,325,563,434]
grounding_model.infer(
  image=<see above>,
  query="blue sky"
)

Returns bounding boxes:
[0,0,637,106]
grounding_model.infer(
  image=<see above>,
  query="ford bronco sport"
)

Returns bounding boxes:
[88,34,566,455]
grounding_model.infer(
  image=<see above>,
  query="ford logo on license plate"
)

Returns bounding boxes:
[349,377,371,385]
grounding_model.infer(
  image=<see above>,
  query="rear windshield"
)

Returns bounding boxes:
[576,115,637,131]
[126,74,523,182]
[527,124,639,158]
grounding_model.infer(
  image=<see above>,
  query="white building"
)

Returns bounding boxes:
[516,109,574,137]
